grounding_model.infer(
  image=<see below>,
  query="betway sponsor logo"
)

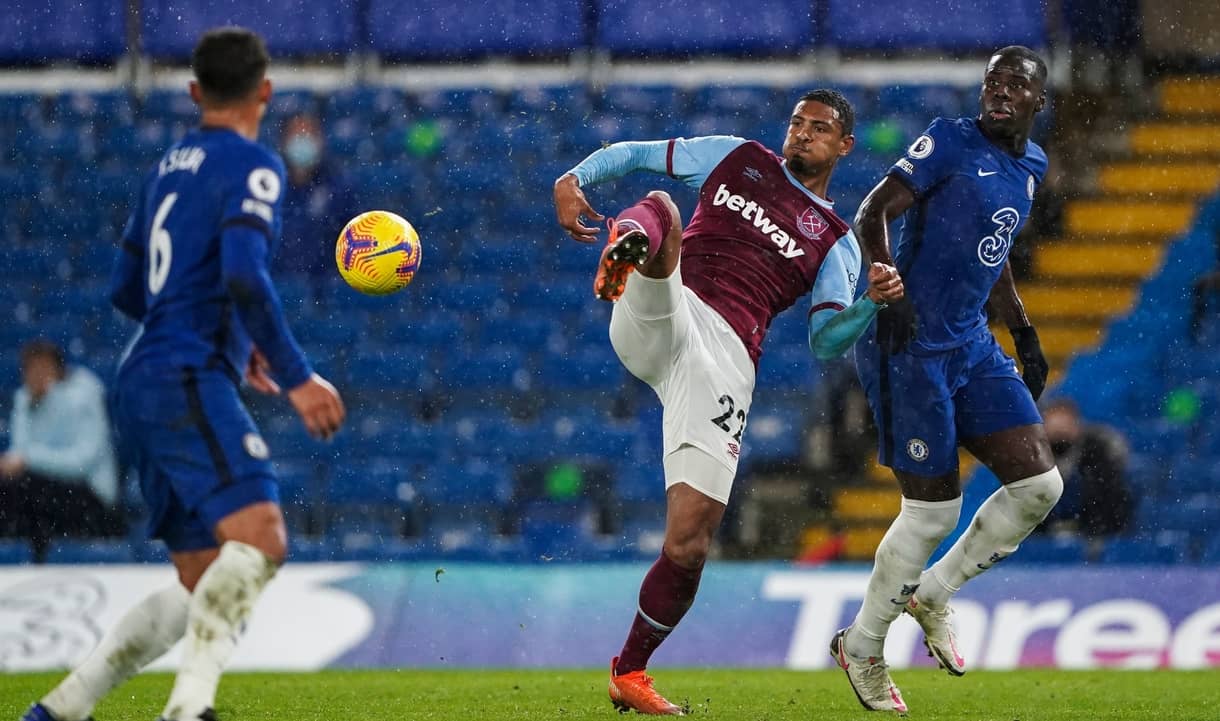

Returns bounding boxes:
[764,572,1220,670]
[711,184,805,258]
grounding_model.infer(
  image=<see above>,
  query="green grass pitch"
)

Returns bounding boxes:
[3,669,1216,720]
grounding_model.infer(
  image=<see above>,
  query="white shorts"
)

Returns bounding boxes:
[609,266,756,504]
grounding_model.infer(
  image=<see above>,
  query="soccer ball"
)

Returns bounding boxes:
[335,210,422,295]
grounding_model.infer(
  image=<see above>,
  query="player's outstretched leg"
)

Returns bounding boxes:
[594,191,681,301]
[910,467,1062,675]
[21,584,191,721]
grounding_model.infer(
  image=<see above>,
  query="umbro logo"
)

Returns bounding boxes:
[743,167,762,182]
[977,168,999,177]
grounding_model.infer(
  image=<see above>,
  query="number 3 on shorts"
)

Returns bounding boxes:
[710,394,746,442]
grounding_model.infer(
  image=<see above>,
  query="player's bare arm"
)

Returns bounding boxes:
[988,260,1049,400]
[554,173,604,243]
[856,176,919,353]
[853,175,915,267]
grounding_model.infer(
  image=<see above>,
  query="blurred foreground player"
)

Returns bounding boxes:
[832,46,1060,713]
[22,27,345,721]
[554,90,904,714]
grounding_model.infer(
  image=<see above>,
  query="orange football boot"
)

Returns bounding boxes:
[608,657,685,715]
[593,218,651,302]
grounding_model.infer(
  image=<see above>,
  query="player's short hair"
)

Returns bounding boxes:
[798,89,855,137]
[991,45,1048,86]
[20,339,65,372]
[191,27,270,105]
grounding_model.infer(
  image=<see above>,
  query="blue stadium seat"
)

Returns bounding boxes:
[134,542,170,564]
[517,278,591,313]
[877,85,969,118]
[1099,536,1187,565]
[742,411,801,466]
[352,349,427,392]
[480,314,557,348]
[141,0,358,59]
[328,457,413,506]
[367,0,586,58]
[418,459,514,506]
[539,348,622,389]
[46,539,134,564]
[288,536,339,563]
[1202,535,1220,564]
[1008,535,1088,564]
[825,0,1047,51]
[1165,456,1220,496]
[615,463,666,503]
[595,0,813,55]
[552,419,643,464]
[0,0,125,63]
[756,344,816,392]
[381,313,465,347]
[448,413,549,463]
[443,346,526,390]
[0,540,32,564]
[434,277,502,313]
[520,501,616,560]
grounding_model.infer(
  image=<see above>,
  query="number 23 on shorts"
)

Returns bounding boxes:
[710,393,747,443]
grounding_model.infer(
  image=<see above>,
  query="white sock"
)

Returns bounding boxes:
[917,468,1063,610]
[845,496,961,659]
[161,541,278,721]
[42,584,190,721]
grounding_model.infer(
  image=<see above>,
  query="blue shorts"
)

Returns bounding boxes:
[855,327,1042,476]
[114,368,279,552]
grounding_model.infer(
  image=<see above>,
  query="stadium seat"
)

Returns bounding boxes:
[1008,535,1088,564]
[0,539,32,564]
[0,0,125,64]
[367,0,586,59]
[1099,536,1187,565]
[520,500,616,560]
[877,84,969,119]
[594,0,813,55]
[46,539,134,564]
[825,0,1047,51]
[614,463,666,503]
[418,459,514,507]
[141,0,358,59]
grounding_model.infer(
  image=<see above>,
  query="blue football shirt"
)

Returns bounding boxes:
[887,117,1047,353]
[112,126,311,388]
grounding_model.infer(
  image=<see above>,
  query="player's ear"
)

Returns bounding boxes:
[839,133,855,157]
[258,78,272,105]
[1035,90,1046,113]
[188,81,203,107]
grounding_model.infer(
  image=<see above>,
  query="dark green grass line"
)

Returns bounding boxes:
[2,670,1218,721]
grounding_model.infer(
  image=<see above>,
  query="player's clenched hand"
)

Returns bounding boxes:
[865,262,904,305]
[245,348,281,395]
[876,297,918,354]
[553,173,604,243]
[1012,326,1049,401]
[288,373,346,441]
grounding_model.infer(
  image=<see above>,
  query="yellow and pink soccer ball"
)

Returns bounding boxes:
[335,210,422,295]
